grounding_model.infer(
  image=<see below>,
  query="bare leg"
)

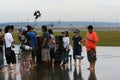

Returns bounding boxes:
[25,60,29,71]
[60,61,63,66]
[2,68,5,73]
[8,64,11,73]
[78,59,81,66]
[93,61,96,70]
[74,59,76,65]
[52,61,54,68]
[13,64,19,74]
[88,62,94,70]
[32,57,36,67]
[20,61,23,71]
[65,63,68,69]
[30,59,34,69]
[87,62,92,70]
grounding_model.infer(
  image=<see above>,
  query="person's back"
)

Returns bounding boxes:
[41,25,51,69]
[27,31,38,47]
[49,34,55,48]
[42,31,50,49]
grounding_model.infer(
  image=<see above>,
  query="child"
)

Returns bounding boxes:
[20,27,33,71]
[4,25,18,74]
[72,30,83,66]
[48,29,56,68]
[60,31,70,68]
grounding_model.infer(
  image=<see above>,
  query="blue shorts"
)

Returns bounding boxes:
[31,47,36,59]
[73,48,82,59]
[50,47,55,62]
[61,49,69,63]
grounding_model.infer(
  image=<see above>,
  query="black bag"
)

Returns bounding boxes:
[5,47,12,57]
[0,46,3,51]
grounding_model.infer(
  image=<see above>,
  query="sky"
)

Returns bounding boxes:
[0,0,120,22]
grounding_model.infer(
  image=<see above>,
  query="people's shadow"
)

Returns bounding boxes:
[20,70,30,80]
[7,73,17,80]
[73,66,83,80]
[0,72,5,80]
[88,70,97,80]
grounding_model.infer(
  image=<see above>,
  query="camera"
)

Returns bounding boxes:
[21,44,33,51]
[11,44,15,48]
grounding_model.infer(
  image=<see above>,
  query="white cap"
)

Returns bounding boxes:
[22,27,28,31]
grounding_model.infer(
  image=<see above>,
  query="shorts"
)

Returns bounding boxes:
[87,48,97,62]
[5,48,16,64]
[50,47,55,62]
[41,48,50,61]
[21,50,32,61]
[61,49,69,63]
[73,48,82,59]
[0,50,4,68]
[31,47,36,59]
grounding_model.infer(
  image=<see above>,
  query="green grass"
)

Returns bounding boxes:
[12,31,120,46]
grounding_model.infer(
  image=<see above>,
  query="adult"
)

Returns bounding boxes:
[41,25,51,69]
[19,27,32,71]
[82,25,98,70]
[27,25,38,68]
[4,25,18,74]
[0,29,4,72]
[48,29,56,68]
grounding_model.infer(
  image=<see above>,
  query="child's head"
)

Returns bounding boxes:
[74,29,80,35]
[62,31,69,37]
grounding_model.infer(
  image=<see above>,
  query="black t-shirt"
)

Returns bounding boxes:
[41,32,51,49]
[72,35,82,48]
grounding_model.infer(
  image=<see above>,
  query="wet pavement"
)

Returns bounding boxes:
[0,46,120,80]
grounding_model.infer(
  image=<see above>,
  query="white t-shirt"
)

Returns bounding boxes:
[63,37,70,48]
[5,32,14,48]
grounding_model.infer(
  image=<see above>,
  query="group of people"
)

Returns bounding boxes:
[0,24,98,74]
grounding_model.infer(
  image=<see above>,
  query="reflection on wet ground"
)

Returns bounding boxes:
[0,46,120,80]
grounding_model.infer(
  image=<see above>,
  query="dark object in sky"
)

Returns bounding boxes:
[34,10,41,19]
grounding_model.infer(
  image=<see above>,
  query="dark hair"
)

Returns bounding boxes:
[42,25,47,32]
[62,31,69,37]
[66,31,69,37]
[10,25,14,30]
[87,25,93,30]
[48,29,53,34]
[27,25,32,31]
[4,25,14,33]
[0,28,2,32]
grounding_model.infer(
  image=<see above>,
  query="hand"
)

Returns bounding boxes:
[72,46,74,49]
[41,44,44,48]
[66,48,69,51]
[86,37,91,41]
[36,47,38,50]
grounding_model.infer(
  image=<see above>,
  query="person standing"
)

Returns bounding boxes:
[0,29,4,72]
[4,25,18,74]
[82,25,98,70]
[19,27,32,71]
[72,30,83,66]
[48,29,56,68]
[27,25,38,68]
[41,25,51,69]
[60,31,70,68]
